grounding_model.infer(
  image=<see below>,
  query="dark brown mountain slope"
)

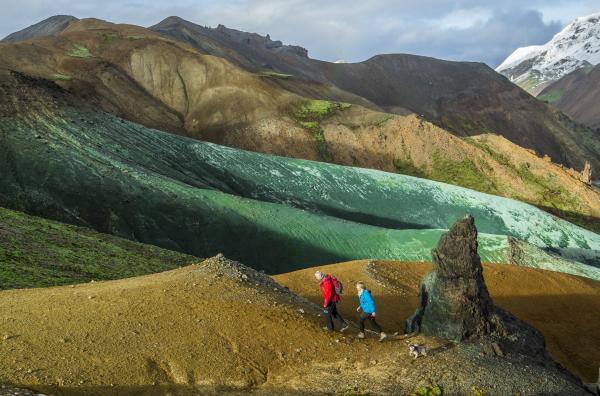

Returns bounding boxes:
[151,17,600,172]
[538,64,600,130]
[1,15,78,43]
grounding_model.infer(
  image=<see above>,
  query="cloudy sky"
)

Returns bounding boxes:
[0,0,598,67]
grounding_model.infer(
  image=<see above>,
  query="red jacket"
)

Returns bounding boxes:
[320,275,340,307]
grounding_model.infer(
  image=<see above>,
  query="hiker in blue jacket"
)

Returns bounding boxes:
[355,281,387,341]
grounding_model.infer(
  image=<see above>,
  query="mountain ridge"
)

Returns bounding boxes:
[1,15,78,42]
[497,12,600,95]
[1,17,600,231]
[3,15,600,172]
[149,16,600,172]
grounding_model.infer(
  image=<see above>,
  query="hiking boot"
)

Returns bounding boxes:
[323,326,333,332]
[340,323,349,332]
[357,332,365,339]
[379,332,388,342]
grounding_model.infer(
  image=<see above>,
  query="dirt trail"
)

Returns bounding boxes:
[275,259,600,382]
[0,257,596,395]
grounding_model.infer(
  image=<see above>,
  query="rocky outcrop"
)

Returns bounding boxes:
[566,160,593,185]
[405,215,548,357]
[582,161,593,185]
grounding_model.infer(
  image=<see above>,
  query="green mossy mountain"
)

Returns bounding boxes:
[1,70,600,279]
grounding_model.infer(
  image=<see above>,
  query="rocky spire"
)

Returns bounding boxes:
[405,215,548,358]
[405,215,496,340]
[581,161,592,185]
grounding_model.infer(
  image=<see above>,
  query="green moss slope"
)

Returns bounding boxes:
[0,207,196,289]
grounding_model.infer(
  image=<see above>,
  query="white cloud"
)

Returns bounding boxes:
[438,7,492,29]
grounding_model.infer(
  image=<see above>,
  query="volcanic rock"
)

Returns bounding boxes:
[405,215,547,358]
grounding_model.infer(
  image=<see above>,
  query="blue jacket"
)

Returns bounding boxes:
[359,289,376,314]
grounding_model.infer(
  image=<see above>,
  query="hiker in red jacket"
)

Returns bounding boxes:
[315,271,349,332]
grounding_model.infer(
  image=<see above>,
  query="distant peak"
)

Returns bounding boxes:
[496,11,600,93]
[162,16,186,24]
[152,16,193,29]
[2,15,78,43]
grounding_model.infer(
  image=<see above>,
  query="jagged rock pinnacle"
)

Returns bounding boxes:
[406,215,550,361]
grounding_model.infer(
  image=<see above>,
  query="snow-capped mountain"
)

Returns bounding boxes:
[496,12,600,95]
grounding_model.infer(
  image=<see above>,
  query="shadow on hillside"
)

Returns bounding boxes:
[295,290,599,383]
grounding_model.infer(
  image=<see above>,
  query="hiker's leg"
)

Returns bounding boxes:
[332,303,346,326]
[324,303,334,331]
[368,316,383,333]
[359,313,369,333]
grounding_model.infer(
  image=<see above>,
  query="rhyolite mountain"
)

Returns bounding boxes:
[2,16,600,232]
[538,63,600,130]
[150,16,600,172]
[4,16,598,173]
[2,69,600,281]
[497,12,600,95]
[1,15,78,43]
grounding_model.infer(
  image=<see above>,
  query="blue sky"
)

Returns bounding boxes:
[0,0,598,66]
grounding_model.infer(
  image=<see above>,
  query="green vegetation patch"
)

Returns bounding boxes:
[428,151,497,194]
[517,73,546,93]
[295,100,351,161]
[537,89,564,104]
[50,74,73,81]
[65,44,93,58]
[296,99,351,120]
[300,120,331,161]
[102,32,122,42]
[412,385,443,396]
[128,35,145,41]
[259,70,293,80]
[0,207,196,290]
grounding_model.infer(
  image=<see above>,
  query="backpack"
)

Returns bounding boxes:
[331,276,343,295]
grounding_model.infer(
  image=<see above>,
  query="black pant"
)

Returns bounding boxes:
[359,312,382,333]
[324,302,347,331]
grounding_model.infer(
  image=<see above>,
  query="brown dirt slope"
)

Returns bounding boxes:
[538,64,600,130]
[0,256,595,395]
